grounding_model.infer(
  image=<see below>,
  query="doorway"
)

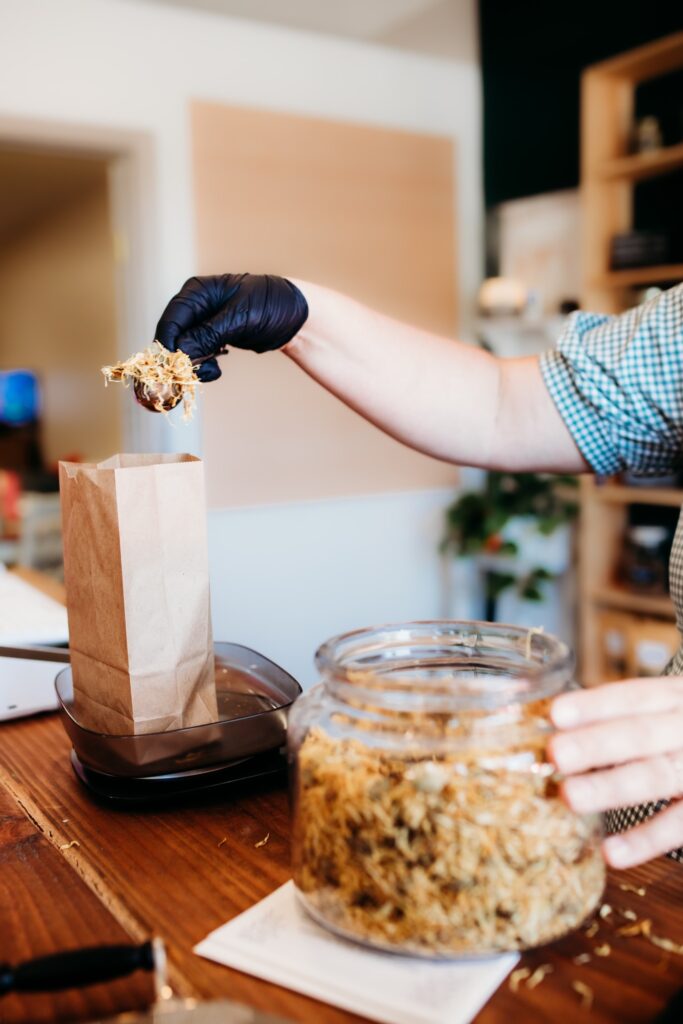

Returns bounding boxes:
[0,140,128,575]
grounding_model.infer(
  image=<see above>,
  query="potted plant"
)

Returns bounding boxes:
[441,472,578,618]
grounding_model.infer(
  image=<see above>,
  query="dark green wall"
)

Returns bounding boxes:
[480,1,683,207]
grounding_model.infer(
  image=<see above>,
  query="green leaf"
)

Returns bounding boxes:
[529,566,554,581]
[484,509,509,535]
[442,470,577,559]
[486,570,516,600]
[537,516,561,535]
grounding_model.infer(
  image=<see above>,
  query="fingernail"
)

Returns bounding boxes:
[551,698,580,728]
[604,836,631,868]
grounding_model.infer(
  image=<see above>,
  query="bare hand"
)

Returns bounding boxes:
[548,678,683,868]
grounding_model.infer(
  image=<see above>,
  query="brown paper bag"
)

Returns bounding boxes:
[59,453,217,735]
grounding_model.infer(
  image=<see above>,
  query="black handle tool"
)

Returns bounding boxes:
[0,940,159,995]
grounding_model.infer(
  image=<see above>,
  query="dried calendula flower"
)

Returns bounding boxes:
[598,903,612,919]
[615,916,683,956]
[572,980,594,1009]
[102,342,199,421]
[526,964,553,989]
[617,919,652,938]
[619,908,638,921]
[593,943,611,957]
[573,953,592,965]
[255,833,270,848]
[619,882,646,896]
[525,625,544,661]
[509,967,531,992]
[293,726,605,955]
[648,934,683,956]
[585,921,600,939]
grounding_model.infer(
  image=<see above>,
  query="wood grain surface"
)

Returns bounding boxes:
[0,786,152,1023]
[0,713,364,1024]
[1,710,682,1024]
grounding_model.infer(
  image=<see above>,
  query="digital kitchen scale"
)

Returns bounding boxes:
[2,641,301,805]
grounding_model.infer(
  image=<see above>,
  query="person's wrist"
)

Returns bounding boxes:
[281,278,317,355]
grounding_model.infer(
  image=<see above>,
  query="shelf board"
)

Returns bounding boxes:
[598,143,683,183]
[586,31,683,83]
[592,264,683,288]
[591,585,675,618]
[592,483,683,507]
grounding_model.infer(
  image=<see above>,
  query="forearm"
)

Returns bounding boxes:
[286,281,588,473]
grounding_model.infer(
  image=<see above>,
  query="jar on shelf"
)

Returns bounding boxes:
[289,621,605,958]
[620,525,670,593]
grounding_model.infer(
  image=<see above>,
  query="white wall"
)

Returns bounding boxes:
[499,189,581,316]
[0,0,482,666]
[208,487,457,687]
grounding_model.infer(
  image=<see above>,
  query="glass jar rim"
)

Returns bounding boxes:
[314,619,574,711]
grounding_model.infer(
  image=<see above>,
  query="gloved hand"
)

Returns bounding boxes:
[155,274,308,381]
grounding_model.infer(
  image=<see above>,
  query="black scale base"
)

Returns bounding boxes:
[70,748,287,805]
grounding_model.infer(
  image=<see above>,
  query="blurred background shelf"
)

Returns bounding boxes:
[580,31,683,685]
[593,483,683,507]
[591,584,675,619]
[599,141,683,182]
[593,264,683,289]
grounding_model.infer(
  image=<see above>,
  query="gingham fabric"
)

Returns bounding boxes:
[541,283,683,863]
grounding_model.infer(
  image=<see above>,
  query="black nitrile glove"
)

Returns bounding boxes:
[155,274,308,382]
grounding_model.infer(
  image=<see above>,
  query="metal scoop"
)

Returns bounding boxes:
[133,349,229,413]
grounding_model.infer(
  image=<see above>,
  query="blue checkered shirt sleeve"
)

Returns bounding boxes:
[540,284,683,476]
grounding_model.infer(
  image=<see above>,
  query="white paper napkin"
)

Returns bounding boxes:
[195,881,518,1024]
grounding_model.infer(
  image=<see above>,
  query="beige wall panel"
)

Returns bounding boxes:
[0,181,121,464]
[191,101,459,507]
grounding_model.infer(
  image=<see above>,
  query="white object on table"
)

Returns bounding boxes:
[0,653,63,721]
[195,881,517,1024]
[0,564,68,645]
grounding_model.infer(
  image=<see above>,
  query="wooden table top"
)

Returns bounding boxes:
[2,711,682,1024]
[1,573,681,1022]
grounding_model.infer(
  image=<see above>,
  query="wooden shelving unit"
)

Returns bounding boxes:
[579,32,683,686]
[592,264,683,289]
[590,483,683,508]
[600,141,683,182]
[580,476,683,685]
[591,583,677,619]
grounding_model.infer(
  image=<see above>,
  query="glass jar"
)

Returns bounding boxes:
[619,525,670,594]
[289,621,605,958]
